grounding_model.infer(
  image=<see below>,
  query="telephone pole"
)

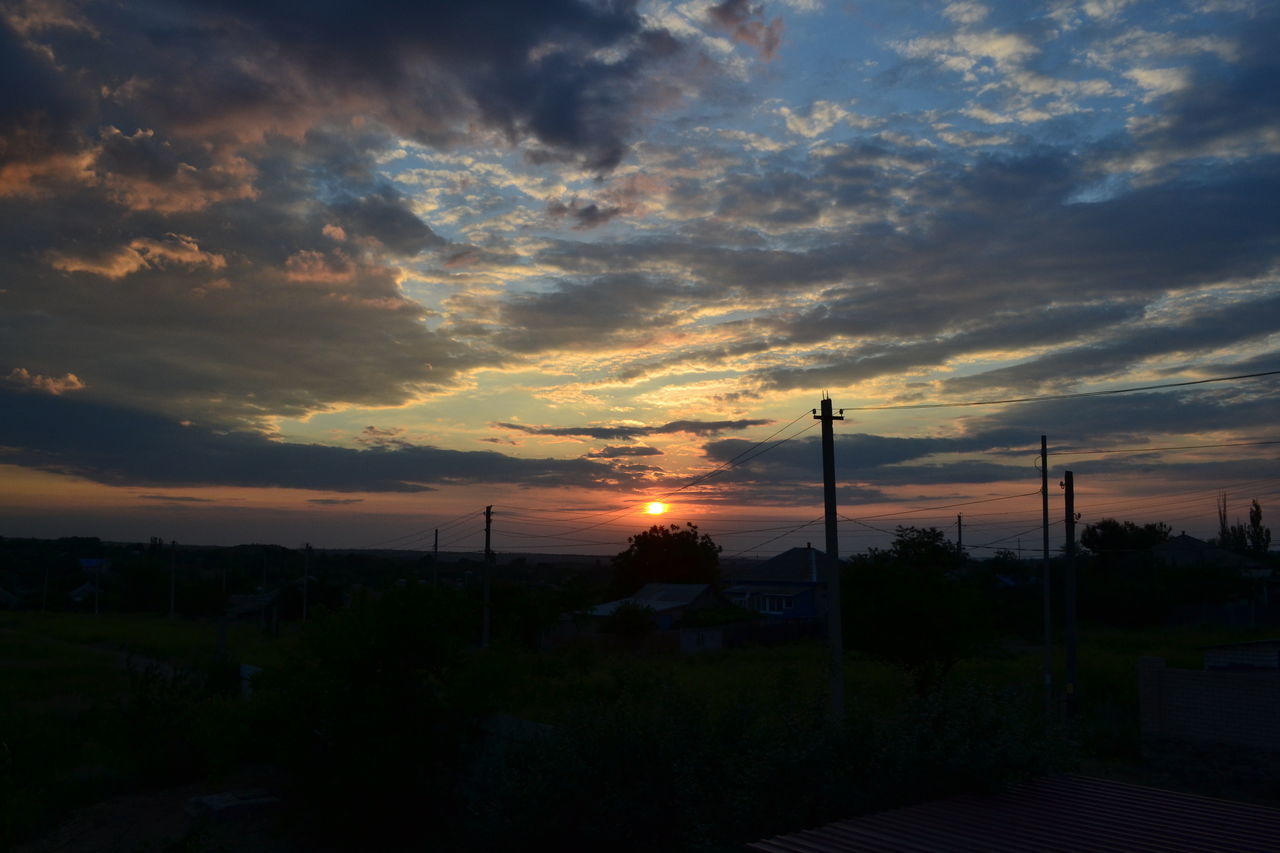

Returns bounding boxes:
[814,396,845,723]
[482,506,493,649]
[302,543,311,622]
[1041,435,1053,723]
[1063,470,1078,722]
[169,540,177,619]
[432,528,439,588]
[956,513,963,557]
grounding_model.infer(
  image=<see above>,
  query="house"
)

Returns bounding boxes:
[1152,533,1270,573]
[723,545,838,620]
[589,583,727,630]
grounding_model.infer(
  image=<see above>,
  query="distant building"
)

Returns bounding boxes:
[724,545,837,621]
[588,583,727,630]
[1152,533,1270,574]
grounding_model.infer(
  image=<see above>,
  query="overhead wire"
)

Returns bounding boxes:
[838,369,1280,411]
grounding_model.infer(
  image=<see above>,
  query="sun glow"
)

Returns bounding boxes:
[645,501,668,515]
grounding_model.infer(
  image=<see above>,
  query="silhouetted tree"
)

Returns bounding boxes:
[1079,518,1171,555]
[610,523,720,597]
[1219,496,1271,555]
[1248,499,1272,555]
[843,527,992,695]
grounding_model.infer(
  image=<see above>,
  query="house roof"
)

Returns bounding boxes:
[1152,534,1268,572]
[748,775,1280,853]
[729,547,838,584]
[589,583,714,617]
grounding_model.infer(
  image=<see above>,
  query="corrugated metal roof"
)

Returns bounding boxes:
[748,775,1280,853]
[730,547,837,584]
[589,583,713,616]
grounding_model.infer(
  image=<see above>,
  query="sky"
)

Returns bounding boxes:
[1,0,1277,559]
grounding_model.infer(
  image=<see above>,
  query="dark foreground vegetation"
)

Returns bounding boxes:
[1,514,1275,851]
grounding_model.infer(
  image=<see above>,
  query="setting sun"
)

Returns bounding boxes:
[645,501,668,515]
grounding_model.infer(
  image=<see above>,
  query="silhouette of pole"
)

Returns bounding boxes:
[1063,470,1078,722]
[169,540,177,619]
[482,506,493,649]
[432,528,439,588]
[302,543,311,622]
[956,513,963,557]
[1041,435,1053,723]
[814,396,845,723]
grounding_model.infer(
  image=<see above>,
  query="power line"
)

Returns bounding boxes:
[839,370,1280,412]
[840,489,1042,522]
[725,515,825,558]
[1054,439,1280,456]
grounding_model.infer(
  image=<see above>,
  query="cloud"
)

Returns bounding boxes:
[307,498,365,505]
[547,197,624,230]
[5,367,85,395]
[495,418,772,440]
[586,445,664,458]
[707,0,784,61]
[0,389,635,492]
[138,494,215,503]
[49,233,226,280]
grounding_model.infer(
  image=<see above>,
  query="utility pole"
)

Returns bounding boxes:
[302,543,311,622]
[432,528,439,588]
[956,513,963,557]
[1041,435,1053,724]
[814,396,845,723]
[1063,470,1078,722]
[169,540,177,619]
[482,506,493,649]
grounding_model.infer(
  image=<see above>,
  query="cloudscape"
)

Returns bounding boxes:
[2,0,1277,556]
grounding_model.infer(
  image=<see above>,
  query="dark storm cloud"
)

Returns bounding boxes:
[495,418,771,439]
[0,390,631,492]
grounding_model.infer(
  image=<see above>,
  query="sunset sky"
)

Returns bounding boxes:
[2,0,1277,557]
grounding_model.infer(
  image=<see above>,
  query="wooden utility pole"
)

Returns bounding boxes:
[169,540,177,619]
[302,543,311,622]
[432,528,439,587]
[1063,470,1078,722]
[482,506,493,649]
[956,514,963,556]
[1041,435,1053,723]
[814,396,845,723]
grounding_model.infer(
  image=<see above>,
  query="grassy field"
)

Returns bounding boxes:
[0,611,299,676]
[3,609,1275,848]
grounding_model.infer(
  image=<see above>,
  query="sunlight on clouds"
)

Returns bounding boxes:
[1124,67,1191,100]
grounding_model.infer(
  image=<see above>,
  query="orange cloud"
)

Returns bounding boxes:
[6,367,86,395]
[49,233,226,280]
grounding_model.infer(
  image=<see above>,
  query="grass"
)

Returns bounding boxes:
[0,610,300,671]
